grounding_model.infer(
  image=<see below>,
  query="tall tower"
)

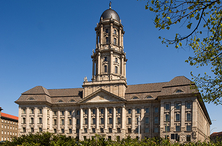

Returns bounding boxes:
[82,4,127,98]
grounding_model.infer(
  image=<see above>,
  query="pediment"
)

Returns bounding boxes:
[79,88,126,103]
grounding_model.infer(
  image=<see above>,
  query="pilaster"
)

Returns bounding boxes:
[113,107,116,130]
[42,107,47,132]
[26,107,30,133]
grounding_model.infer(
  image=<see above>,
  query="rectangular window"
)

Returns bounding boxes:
[54,111,57,115]
[69,119,72,125]
[176,114,180,121]
[176,126,181,131]
[145,117,149,124]
[145,108,149,113]
[109,118,113,124]
[106,29,108,33]
[61,111,64,115]
[115,66,118,74]
[154,117,158,124]
[23,127,26,133]
[117,128,121,133]
[154,127,158,133]
[23,109,26,114]
[69,129,72,134]
[186,102,191,109]
[54,119,57,125]
[77,119,79,125]
[92,128,95,133]
[187,113,191,121]
[175,103,181,110]
[128,118,131,124]
[117,118,121,124]
[84,128,87,133]
[165,104,170,110]
[100,109,104,114]
[166,114,170,122]
[114,38,116,45]
[136,108,141,114]
[39,109,42,114]
[106,37,109,44]
[154,107,159,113]
[109,108,112,114]
[85,118,88,125]
[84,109,88,114]
[187,125,191,131]
[128,128,131,133]
[128,109,131,114]
[109,128,112,133]
[165,126,170,132]
[31,118,34,124]
[69,111,72,115]
[61,129,64,133]
[61,119,64,125]
[93,118,96,124]
[54,129,57,133]
[77,110,80,115]
[187,135,191,142]
[145,128,149,133]
[92,109,96,114]
[101,118,104,124]
[39,128,42,132]
[117,108,121,113]
[76,129,79,133]
[39,118,42,124]
[31,128,34,133]
[31,109,34,114]
[100,128,104,133]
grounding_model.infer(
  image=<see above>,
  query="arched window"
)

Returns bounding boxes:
[115,58,118,63]
[114,29,116,34]
[58,100,63,103]
[104,65,107,73]
[176,89,183,93]
[145,96,153,99]
[115,66,118,74]
[70,99,75,102]
[132,96,139,99]
[114,38,116,45]
[28,97,35,100]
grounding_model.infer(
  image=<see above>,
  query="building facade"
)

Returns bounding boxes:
[0,107,18,141]
[15,6,211,143]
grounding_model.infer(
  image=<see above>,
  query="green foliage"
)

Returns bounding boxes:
[2,132,222,146]
[145,0,222,105]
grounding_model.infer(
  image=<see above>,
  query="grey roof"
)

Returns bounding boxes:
[100,8,120,22]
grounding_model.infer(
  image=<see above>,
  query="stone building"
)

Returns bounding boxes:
[0,107,18,141]
[15,5,211,143]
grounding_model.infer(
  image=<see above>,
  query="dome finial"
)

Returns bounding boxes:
[109,1,112,9]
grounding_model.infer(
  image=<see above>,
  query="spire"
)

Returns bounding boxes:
[109,1,112,9]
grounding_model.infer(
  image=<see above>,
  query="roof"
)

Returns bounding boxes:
[211,132,222,137]
[100,8,120,22]
[1,113,18,121]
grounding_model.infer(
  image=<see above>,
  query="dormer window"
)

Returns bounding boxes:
[145,96,153,99]
[132,96,139,99]
[70,99,75,102]
[58,100,63,103]
[28,97,35,100]
[176,89,183,93]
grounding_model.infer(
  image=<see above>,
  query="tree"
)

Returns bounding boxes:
[145,0,222,105]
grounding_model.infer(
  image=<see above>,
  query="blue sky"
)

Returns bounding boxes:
[0,0,221,134]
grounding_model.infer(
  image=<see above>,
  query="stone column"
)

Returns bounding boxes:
[105,107,107,130]
[132,108,135,131]
[98,52,101,81]
[96,108,99,131]
[119,28,122,47]
[42,107,47,132]
[34,107,38,132]
[170,102,174,131]
[57,110,60,133]
[121,55,124,76]
[110,51,113,78]
[49,110,53,133]
[192,100,197,127]
[141,108,144,134]
[113,107,116,130]
[26,107,30,133]
[88,108,91,130]
[181,101,185,131]
[65,110,68,133]
[121,105,126,131]
[110,23,113,45]
[80,108,83,130]
[160,102,164,137]
[18,107,22,134]
[72,110,76,133]
[100,24,103,44]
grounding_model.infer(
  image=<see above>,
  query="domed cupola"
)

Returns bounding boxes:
[100,8,120,22]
